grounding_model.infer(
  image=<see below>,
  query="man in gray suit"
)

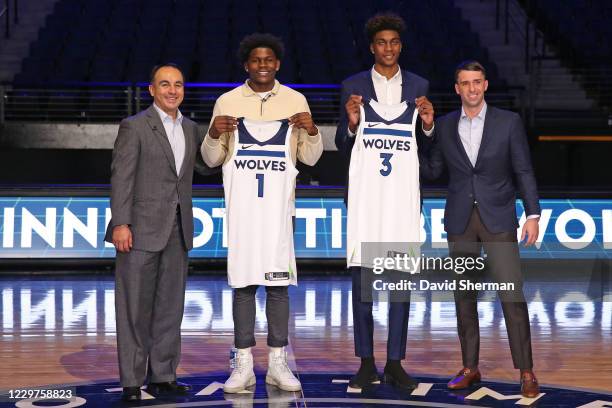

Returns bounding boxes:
[105,63,196,402]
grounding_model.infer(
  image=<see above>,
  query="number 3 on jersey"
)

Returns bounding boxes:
[379,153,393,176]
[256,173,264,197]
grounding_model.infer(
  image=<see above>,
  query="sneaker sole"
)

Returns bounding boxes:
[223,375,256,393]
[265,375,302,392]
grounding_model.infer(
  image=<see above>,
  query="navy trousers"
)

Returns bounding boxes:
[350,266,410,360]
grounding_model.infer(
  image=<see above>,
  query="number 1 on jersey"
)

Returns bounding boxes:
[379,153,393,176]
[256,173,264,197]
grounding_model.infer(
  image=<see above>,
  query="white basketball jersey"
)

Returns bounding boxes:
[346,99,421,267]
[222,118,299,288]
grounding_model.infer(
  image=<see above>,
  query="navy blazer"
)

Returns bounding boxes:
[335,69,430,157]
[334,69,431,203]
[421,105,540,235]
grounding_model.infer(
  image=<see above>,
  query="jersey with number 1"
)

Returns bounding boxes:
[346,99,421,267]
[222,118,298,288]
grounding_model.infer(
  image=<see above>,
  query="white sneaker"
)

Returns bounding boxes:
[265,347,301,392]
[224,347,256,393]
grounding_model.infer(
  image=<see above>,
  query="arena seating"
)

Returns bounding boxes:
[527,0,612,105]
[13,0,503,90]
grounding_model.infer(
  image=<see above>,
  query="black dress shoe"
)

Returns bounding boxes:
[349,357,379,389]
[147,380,192,395]
[383,360,417,391]
[121,386,141,402]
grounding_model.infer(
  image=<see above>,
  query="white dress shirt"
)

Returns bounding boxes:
[153,103,185,176]
[371,65,403,105]
[349,66,434,136]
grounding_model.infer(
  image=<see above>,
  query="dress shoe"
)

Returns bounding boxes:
[447,367,481,389]
[382,360,417,391]
[348,357,379,389]
[520,370,540,398]
[121,386,141,402]
[147,380,191,395]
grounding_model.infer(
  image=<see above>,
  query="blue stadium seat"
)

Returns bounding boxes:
[17,0,504,88]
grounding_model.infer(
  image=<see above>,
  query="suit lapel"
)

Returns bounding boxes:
[145,105,178,176]
[178,120,192,180]
[400,70,411,103]
[366,71,377,102]
[474,106,493,169]
[453,110,474,169]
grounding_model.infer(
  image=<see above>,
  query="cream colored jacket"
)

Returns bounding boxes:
[201,80,323,167]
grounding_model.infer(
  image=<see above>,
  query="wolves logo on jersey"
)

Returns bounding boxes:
[222,118,299,288]
[233,124,288,173]
[346,100,422,267]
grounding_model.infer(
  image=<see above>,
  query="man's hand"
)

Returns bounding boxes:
[113,225,133,253]
[289,112,318,136]
[415,96,434,131]
[345,94,363,134]
[209,115,237,139]
[520,218,539,247]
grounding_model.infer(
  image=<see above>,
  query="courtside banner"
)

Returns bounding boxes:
[0,197,610,259]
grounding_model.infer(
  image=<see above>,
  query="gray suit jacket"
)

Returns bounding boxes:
[105,105,197,251]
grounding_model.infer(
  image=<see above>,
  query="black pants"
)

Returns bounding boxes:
[233,285,289,349]
[447,207,533,370]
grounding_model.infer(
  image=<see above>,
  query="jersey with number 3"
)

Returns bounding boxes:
[222,118,298,288]
[346,99,421,267]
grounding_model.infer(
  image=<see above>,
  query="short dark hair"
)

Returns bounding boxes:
[237,33,285,63]
[149,63,185,84]
[364,12,406,43]
[454,60,486,82]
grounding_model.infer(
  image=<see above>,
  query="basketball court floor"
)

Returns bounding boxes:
[0,275,610,407]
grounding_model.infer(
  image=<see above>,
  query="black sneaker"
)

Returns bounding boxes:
[349,357,379,389]
[383,360,417,391]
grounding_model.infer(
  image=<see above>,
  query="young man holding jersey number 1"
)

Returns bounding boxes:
[201,33,323,394]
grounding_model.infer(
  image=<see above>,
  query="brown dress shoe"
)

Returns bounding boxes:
[447,367,481,389]
[520,371,540,398]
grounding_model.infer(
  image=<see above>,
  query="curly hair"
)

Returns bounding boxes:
[364,12,406,43]
[237,33,285,63]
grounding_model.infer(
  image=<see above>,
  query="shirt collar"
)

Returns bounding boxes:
[461,101,487,120]
[371,66,402,83]
[153,103,183,124]
[242,79,281,97]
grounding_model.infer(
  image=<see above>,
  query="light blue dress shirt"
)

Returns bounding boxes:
[153,103,185,176]
[458,102,487,167]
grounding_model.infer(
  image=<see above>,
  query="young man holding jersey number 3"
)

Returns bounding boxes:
[335,12,435,392]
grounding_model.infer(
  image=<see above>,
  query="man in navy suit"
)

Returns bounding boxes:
[335,12,434,391]
[421,60,540,398]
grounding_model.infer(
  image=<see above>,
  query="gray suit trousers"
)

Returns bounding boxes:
[114,213,188,387]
